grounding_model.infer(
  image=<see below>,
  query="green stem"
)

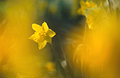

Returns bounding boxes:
[51,46,67,78]
[57,36,74,78]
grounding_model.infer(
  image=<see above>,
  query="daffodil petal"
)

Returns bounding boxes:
[48,29,56,38]
[38,40,47,50]
[78,1,97,15]
[42,22,49,32]
[29,33,39,42]
[84,7,99,17]
[32,23,42,32]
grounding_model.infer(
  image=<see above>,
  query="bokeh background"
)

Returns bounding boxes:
[0,0,85,78]
[1,0,120,78]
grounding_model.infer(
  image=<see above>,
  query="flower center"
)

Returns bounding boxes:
[39,31,46,42]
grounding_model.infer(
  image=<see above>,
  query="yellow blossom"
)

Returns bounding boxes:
[29,22,56,50]
[84,7,109,29]
[78,1,97,15]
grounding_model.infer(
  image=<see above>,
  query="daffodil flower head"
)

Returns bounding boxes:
[84,7,109,30]
[78,0,97,15]
[29,22,56,50]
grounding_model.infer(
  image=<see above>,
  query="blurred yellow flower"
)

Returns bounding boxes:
[45,62,56,72]
[29,22,56,50]
[78,1,97,15]
[84,7,109,29]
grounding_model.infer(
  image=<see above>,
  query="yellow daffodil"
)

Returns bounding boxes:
[29,22,56,50]
[84,7,109,30]
[78,1,97,15]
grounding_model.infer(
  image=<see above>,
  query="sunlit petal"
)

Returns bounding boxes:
[38,40,47,50]
[48,29,56,38]
[32,23,42,32]
[29,32,39,42]
[42,22,49,32]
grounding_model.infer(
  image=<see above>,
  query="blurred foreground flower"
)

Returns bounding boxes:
[84,7,109,29]
[78,0,97,15]
[29,22,56,50]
